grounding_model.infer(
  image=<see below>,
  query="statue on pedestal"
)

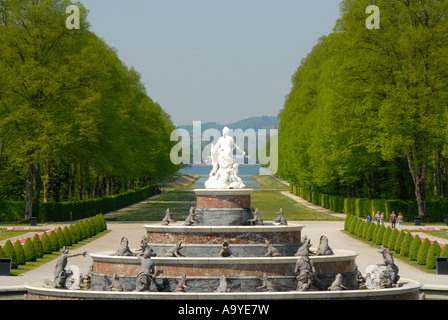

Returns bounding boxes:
[205,127,246,189]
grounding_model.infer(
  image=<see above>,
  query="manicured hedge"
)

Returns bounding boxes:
[0,185,157,223]
[291,185,448,223]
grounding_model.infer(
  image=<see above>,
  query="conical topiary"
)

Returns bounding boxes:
[409,234,422,261]
[394,230,406,254]
[76,220,86,240]
[82,219,92,238]
[69,224,78,244]
[361,221,370,239]
[23,237,36,262]
[426,241,442,269]
[41,232,52,254]
[99,214,107,231]
[32,234,44,259]
[417,238,431,265]
[375,225,386,245]
[62,226,72,247]
[440,244,448,258]
[344,214,352,231]
[13,240,26,265]
[366,222,376,241]
[87,217,96,236]
[56,227,66,248]
[49,230,60,252]
[0,245,6,258]
[3,240,18,269]
[382,226,392,248]
[400,232,413,258]
[388,228,399,251]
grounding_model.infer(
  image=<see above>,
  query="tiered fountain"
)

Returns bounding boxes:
[24,127,422,300]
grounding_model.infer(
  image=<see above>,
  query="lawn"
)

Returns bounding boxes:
[251,175,289,189]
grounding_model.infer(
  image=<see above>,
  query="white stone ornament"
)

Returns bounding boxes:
[205,127,246,189]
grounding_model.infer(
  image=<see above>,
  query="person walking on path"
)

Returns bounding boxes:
[375,211,381,223]
[390,211,397,229]
[397,212,404,230]
[367,213,372,223]
[380,212,385,226]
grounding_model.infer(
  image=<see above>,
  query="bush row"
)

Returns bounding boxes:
[0,214,107,269]
[290,185,448,222]
[0,184,157,222]
[344,214,448,270]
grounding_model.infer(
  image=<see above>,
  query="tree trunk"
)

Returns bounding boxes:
[407,149,428,218]
[25,161,34,221]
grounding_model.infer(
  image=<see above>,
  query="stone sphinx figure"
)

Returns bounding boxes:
[205,127,246,189]
[135,245,155,292]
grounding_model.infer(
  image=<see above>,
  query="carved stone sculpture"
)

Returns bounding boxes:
[328,273,348,291]
[135,245,155,292]
[161,208,176,225]
[215,275,230,292]
[258,274,275,292]
[365,265,381,290]
[48,247,87,289]
[294,249,316,292]
[219,240,233,257]
[378,245,400,286]
[315,235,334,256]
[295,236,313,256]
[175,274,191,292]
[184,207,197,226]
[276,208,288,225]
[163,240,185,257]
[109,273,123,292]
[355,265,366,289]
[263,239,281,257]
[248,208,264,226]
[205,127,246,189]
[114,237,134,256]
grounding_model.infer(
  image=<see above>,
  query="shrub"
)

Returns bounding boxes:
[400,232,413,258]
[361,221,370,239]
[417,238,431,265]
[56,227,66,248]
[426,241,442,269]
[355,219,364,237]
[409,234,422,261]
[23,237,36,262]
[0,245,5,258]
[440,244,448,258]
[69,225,78,244]
[394,230,406,254]
[62,226,72,247]
[382,226,392,248]
[388,228,399,250]
[32,234,44,259]
[49,230,60,252]
[344,214,352,231]
[366,222,376,241]
[14,240,26,265]
[41,232,52,254]
[3,240,18,269]
[83,219,92,238]
[375,225,386,245]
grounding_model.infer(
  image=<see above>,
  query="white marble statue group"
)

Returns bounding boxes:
[205,127,246,189]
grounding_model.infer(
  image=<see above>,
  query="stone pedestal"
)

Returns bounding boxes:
[193,189,254,226]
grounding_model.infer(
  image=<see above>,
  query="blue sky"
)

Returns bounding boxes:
[77,0,343,126]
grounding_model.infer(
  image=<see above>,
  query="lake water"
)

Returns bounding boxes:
[179,165,265,188]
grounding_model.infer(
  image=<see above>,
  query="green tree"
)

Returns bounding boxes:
[40,232,52,254]
[13,240,26,265]
[410,234,422,261]
[32,234,44,259]
[417,238,431,265]
[23,237,36,262]
[426,241,442,269]
[3,240,18,269]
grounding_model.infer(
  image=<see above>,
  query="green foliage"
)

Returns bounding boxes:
[78,220,87,240]
[366,222,376,241]
[375,225,386,245]
[62,226,72,247]
[400,232,414,258]
[3,240,18,269]
[49,231,60,252]
[410,235,422,261]
[23,237,36,262]
[426,241,442,269]
[394,230,406,254]
[440,244,448,258]
[0,245,5,258]
[361,221,369,239]
[417,238,431,265]
[388,228,399,250]
[40,232,52,254]
[32,234,44,259]
[56,227,66,248]
[13,240,26,265]
[382,226,392,248]
[68,225,78,244]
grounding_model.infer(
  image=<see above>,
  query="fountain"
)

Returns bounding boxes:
[24,127,423,300]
